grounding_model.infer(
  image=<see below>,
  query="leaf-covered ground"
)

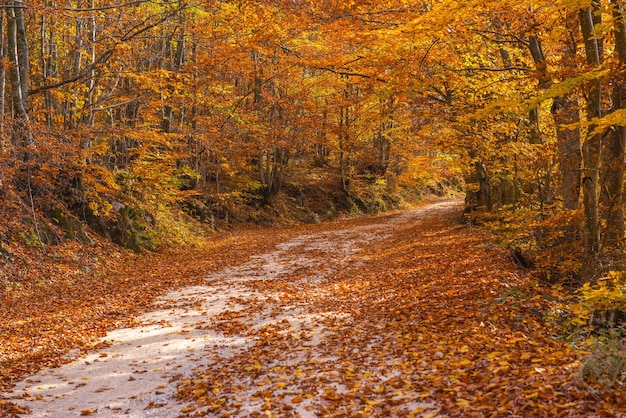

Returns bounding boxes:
[1,200,623,416]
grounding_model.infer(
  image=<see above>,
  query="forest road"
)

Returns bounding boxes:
[5,200,463,417]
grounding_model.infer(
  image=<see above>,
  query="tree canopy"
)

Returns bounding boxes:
[2,0,626,283]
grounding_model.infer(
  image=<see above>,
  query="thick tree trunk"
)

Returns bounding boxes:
[553,97,582,212]
[475,160,493,212]
[259,147,289,204]
[600,0,626,263]
[600,127,625,253]
[556,15,583,213]
[529,25,582,212]
[580,4,603,280]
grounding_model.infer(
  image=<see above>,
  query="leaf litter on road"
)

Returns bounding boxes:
[2,201,622,417]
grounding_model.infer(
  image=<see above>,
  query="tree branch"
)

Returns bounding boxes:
[29,5,184,95]
[310,65,387,82]
[451,66,533,73]
[62,0,180,12]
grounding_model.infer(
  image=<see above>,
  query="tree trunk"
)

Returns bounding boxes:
[556,15,583,212]
[14,0,27,109]
[580,4,603,280]
[259,147,289,204]
[529,23,582,212]
[600,0,626,263]
[41,8,52,127]
[339,104,349,194]
[553,97,582,212]
[84,0,96,128]
[0,10,6,149]
[600,126,625,255]
[475,160,493,212]
[6,0,28,120]
[6,0,31,150]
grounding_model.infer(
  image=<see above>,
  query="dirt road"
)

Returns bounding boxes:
[4,200,592,417]
[5,202,457,417]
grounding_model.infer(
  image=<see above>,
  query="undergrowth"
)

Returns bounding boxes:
[580,329,626,390]
[468,206,626,392]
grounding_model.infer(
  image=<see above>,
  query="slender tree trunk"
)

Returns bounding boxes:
[84,0,96,129]
[0,10,6,149]
[66,7,84,129]
[252,50,262,105]
[6,0,31,151]
[7,1,27,120]
[39,0,58,128]
[14,0,27,108]
[41,10,51,127]
[339,104,349,194]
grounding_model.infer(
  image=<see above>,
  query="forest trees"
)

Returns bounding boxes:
[1,0,626,283]
[405,0,626,283]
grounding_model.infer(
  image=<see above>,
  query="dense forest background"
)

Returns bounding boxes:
[2,0,626,313]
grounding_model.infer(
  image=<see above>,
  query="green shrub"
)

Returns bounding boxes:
[581,330,626,389]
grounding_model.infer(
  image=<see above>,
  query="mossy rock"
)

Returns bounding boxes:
[37,221,62,246]
[81,203,157,252]
[112,206,157,252]
[46,207,91,245]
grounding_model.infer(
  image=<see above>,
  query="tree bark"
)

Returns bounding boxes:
[339,102,349,194]
[41,6,53,127]
[580,4,603,280]
[529,23,581,212]
[600,0,626,262]
[475,160,493,212]
[14,0,27,110]
[6,0,31,151]
[0,10,6,149]
[6,0,28,120]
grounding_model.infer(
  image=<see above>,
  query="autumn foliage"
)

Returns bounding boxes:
[0,0,624,281]
[1,0,626,415]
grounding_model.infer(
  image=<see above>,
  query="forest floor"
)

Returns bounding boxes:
[0,200,623,417]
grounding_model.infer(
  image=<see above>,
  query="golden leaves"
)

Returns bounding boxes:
[0,225,294,411]
[169,204,608,416]
[1,203,616,416]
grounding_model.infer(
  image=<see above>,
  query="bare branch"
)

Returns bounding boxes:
[279,46,387,82]
[311,66,387,82]
[29,4,185,95]
[62,0,179,12]
[92,94,149,112]
[451,66,533,73]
